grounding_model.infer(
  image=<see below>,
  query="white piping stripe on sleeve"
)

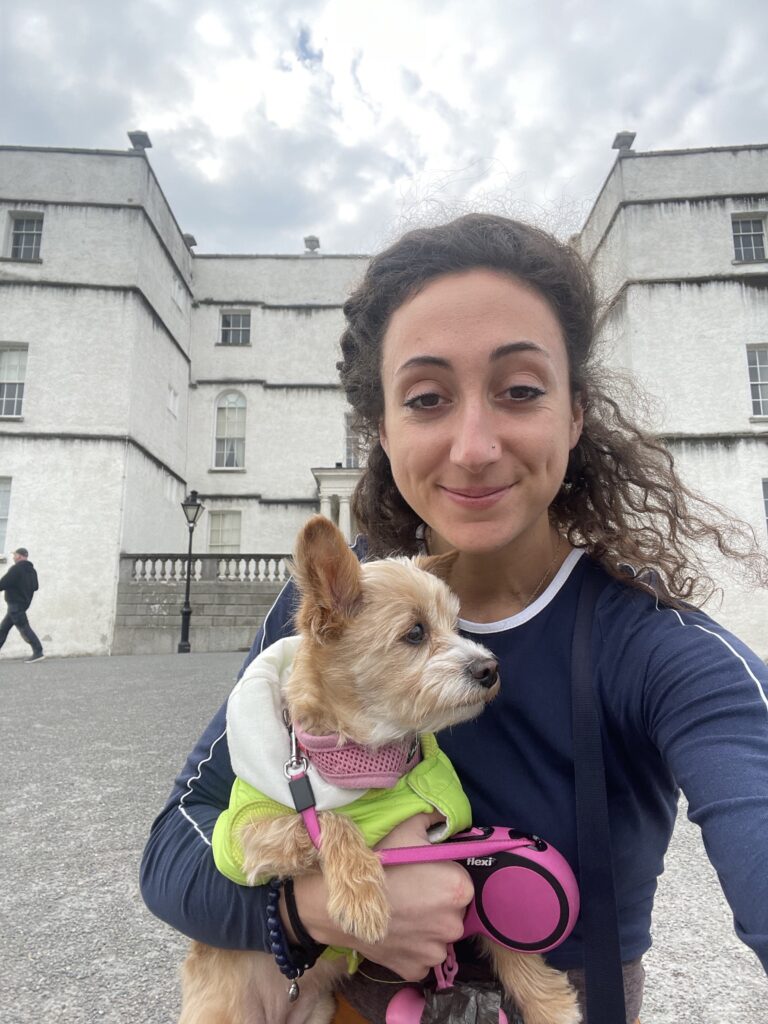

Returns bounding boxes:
[177,728,227,846]
[258,578,292,655]
[669,608,768,716]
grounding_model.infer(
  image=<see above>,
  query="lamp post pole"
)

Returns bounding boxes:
[178,489,204,654]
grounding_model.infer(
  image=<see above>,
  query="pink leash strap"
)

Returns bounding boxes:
[378,832,532,866]
[432,943,459,990]
[300,801,322,848]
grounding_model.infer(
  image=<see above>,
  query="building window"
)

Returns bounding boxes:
[764,480,768,537]
[747,347,768,416]
[209,510,242,553]
[0,347,27,417]
[732,218,766,263]
[214,391,246,468]
[220,311,251,346]
[10,213,43,260]
[0,478,10,552]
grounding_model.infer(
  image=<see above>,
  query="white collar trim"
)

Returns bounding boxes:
[458,548,586,634]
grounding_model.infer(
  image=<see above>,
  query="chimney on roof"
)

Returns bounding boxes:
[303,234,320,256]
[611,131,636,157]
[128,130,153,151]
[183,233,198,249]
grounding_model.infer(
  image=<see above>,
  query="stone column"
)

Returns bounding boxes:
[320,495,332,520]
[338,496,352,541]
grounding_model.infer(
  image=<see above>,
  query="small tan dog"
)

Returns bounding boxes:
[179,516,579,1024]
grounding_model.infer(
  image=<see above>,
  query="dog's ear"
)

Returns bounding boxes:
[412,549,458,583]
[292,515,363,642]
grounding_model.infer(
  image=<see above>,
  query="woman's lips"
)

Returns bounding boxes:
[439,485,511,509]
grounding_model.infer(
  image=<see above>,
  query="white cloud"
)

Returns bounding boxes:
[1,0,767,252]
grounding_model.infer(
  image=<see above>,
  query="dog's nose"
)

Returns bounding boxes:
[469,658,498,689]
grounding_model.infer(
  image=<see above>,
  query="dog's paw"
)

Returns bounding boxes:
[327,875,390,944]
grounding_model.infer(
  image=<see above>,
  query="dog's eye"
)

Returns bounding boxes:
[404,623,426,645]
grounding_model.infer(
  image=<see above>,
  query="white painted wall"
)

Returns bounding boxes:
[580,145,768,658]
[0,436,126,656]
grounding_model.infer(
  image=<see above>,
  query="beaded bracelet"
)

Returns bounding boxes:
[265,877,323,1002]
[283,876,327,965]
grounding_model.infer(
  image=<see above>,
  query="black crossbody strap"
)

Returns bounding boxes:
[571,564,627,1023]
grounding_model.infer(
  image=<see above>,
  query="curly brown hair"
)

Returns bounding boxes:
[338,213,766,605]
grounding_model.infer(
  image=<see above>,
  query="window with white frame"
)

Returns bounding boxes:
[0,346,27,417]
[220,311,251,345]
[732,217,766,263]
[10,213,43,260]
[747,347,768,416]
[214,391,246,468]
[0,478,11,552]
[209,510,242,553]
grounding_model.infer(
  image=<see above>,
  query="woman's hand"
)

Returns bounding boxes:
[286,813,474,981]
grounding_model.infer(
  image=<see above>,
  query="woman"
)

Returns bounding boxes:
[141,214,768,1024]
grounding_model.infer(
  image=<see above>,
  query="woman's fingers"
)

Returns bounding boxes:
[291,814,474,981]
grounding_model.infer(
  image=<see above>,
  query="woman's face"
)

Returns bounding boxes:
[379,268,583,556]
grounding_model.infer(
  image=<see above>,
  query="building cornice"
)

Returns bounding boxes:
[197,493,319,506]
[0,279,191,364]
[195,253,368,261]
[0,431,187,483]
[0,195,194,298]
[194,298,344,310]
[192,378,340,390]
[599,272,768,327]
[660,431,768,444]
[584,193,768,266]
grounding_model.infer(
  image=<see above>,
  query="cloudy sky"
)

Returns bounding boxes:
[2,0,767,254]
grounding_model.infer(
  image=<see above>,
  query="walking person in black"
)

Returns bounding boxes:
[0,547,44,662]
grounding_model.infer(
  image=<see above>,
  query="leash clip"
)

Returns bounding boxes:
[282,708,309,779]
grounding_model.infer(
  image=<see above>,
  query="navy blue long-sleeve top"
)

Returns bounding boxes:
[140,551,768,972]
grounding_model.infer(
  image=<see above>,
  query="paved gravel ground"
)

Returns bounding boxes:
[2,652,766,1023]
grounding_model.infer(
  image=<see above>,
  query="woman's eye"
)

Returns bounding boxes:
[403,392,445,410]
[404,623,426,644]
[503,385,545,402]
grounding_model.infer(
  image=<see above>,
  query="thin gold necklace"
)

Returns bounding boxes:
[522,537,565,610]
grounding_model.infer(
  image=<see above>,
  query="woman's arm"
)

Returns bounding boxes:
[139,701,275,947]
[139,581,299,948]
[643,611,768,972]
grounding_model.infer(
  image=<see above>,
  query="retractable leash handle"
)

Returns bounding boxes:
[379,825,580,955]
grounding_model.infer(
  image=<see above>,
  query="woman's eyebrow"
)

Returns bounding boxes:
[490,341,550,361]
[395,354,451,375]
[396,340,549,375]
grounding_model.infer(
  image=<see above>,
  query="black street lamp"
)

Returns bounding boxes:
[178,489,205,654]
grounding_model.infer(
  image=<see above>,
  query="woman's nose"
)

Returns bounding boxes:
[449,405,501,471]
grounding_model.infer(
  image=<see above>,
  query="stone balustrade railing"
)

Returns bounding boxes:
[113,553,291,654]
[126,553,291,585]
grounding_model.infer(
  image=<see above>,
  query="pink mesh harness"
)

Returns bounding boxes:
[292,722,421,789]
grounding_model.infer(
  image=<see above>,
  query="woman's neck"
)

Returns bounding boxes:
[429,528,569,623]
